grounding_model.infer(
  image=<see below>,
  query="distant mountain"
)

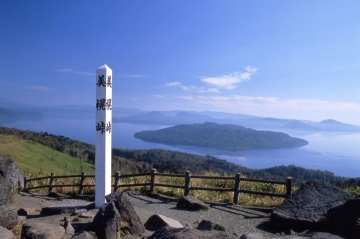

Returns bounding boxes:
[134,122,309,151]
[115,109,360,133]
[0,108,44,124]
[0,97,36,109]
[115,111,216,125]
[2,97,359,133]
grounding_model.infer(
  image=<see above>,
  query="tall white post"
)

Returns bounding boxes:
[95,64,112,208]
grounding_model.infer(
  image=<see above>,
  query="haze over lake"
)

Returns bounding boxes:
[4,116,360,178]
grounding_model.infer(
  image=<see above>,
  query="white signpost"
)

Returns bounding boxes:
[95,64,112,208]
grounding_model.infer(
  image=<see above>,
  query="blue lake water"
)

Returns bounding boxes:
[3,117,360,178]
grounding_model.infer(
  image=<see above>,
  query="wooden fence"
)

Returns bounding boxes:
[24,169,292,204]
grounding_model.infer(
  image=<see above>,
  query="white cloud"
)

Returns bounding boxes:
[201,66,257,90]
[153,94,165,98]
[164,81,219,93]
[165,81,190,90]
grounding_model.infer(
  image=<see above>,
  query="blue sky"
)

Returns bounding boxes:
[1,1,360,124]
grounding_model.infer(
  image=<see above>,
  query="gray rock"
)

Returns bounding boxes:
[144,214,183,231]
[326,198,360,239]
[0,205,18,229]
[92,202,121,239]
[21,221,65,239]
[0,226,16,239]
[0,153,23,206]
[105,192,145,235]
[176,195,210,211]
[311,232,345,239]
[240,233,266,239]
[79,209,98,219]
[269,236,307,239]
[40,203,94,215]
[74,209,88,215]
[64,217,75,235]
[71,231,96,239]
[143,226,229,239]
[270,180,352,232]
[197,220,226,231]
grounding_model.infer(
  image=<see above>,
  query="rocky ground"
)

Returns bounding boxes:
[10,191,279,238]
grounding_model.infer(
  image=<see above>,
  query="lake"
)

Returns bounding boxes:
[3,117,360,178]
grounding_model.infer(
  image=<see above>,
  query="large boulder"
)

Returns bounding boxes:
[176,195,210,211]
[0,226,16,239]
[270,180,352,232]
[143,226,229,239]
[92,202,121,239]
[105,192,145,235]
[144,214,183,231]
[0,205,18,229]
[0,153,23,206]
[326,198,360,239]
[21,221,65,239]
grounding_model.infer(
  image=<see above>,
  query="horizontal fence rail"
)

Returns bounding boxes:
[24,169,292,204]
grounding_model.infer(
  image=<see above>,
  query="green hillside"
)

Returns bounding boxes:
[0,126,358,190]
[0,135,94,177]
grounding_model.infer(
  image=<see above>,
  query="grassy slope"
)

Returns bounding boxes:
[0,135,94,176]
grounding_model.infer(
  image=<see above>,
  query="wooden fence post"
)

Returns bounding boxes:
[150,168,157,193]
[233,173,241,204]
[114,171,121,192]
[78,172,86,195]
[48,173,55,195]
[184,171,191,196]
[286,177,292,197]
[24,177,28,191]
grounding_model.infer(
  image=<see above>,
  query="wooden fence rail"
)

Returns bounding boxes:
[24,169,292,204]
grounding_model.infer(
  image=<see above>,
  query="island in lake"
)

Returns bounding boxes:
[134,122,309,151]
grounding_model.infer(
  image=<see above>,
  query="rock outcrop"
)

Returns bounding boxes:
[0,153,23,206]
[176,195,210,211]
[92,202,121,239]
[105,192,145,235]
[270,180,352,232]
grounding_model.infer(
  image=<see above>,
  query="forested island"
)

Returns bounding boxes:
[134,122,308,151]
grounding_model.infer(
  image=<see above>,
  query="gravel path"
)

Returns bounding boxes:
[11,192,278,238]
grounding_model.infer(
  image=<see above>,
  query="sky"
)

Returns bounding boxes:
[1,1,360,124]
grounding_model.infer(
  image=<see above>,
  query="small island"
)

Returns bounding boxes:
[134,122,308,151]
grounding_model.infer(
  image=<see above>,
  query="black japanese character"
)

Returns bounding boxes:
[97,75,106,87]
[106,122,112,133]
[107,75,112,88]
[96,99,106,110]
[106,99,112,110]
[96,121,106,134]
